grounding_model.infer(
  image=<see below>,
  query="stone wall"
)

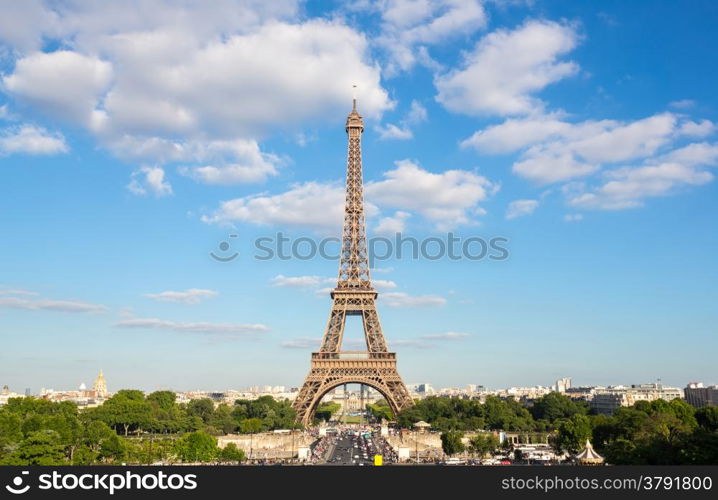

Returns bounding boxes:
[217,431,315,459]
[386,431,443,460]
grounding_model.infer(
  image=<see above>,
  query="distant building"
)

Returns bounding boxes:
[415,383,434,396]
[93,370,108,399]
[0,385,27,405]
[684,382,718,408]
[555,378,572,393]
[590,383,682,415]
[565,386,599,401]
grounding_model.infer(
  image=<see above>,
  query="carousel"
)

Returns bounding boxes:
[574,439,605,465]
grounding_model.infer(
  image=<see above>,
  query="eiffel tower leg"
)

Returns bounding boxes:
[319,301,346,352]
[362,300,388,352]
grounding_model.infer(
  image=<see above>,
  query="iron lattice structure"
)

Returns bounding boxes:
[292,100,414,426]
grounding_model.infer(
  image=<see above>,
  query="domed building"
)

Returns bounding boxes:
[93,370,108,400]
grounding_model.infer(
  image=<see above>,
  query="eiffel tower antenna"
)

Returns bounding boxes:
[292,96,414,426]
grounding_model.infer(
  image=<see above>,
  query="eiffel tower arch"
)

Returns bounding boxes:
[292,97,414,426]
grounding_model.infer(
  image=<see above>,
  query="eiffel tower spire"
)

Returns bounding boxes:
[337,97,371,289]
[292,97,414,426]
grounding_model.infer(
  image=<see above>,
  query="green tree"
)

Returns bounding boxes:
[695,406,718,431]
[531,393,587,423]
[468,433,500,458]
[440,430,465,456]
[2,430,66,465]
[239,418,263,434]
[218,443,245,463]
[553,414,592,454]
[208,404,236,435]
[89,390,152,436]
[314,402,341,423]
[187,399,215,424]
[366,402,393,422]
[0,411,23,455]
[175,431,218,463]
[99,433,126,463]
[147,391,177,410]
[239,418,263,460]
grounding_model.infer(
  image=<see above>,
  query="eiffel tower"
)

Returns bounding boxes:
[292,97,414,426]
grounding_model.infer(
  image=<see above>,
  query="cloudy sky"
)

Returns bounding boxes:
[1,0,716,392]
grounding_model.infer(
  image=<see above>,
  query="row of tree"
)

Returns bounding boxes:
[561,399,718,464]
[0,391,300,465]
[398,395,718,464]
[82,390,300,436]
[396,392,588,432]
[4,390,716,465]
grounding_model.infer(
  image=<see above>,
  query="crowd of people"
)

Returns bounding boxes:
[309,435,336,464]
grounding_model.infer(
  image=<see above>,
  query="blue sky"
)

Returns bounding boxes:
[0,0,716,392]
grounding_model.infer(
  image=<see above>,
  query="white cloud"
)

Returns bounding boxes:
[375,123,413,140]
[127,166,173,197]
[460,112,570,153]
[567,162,714,210]
[513,151,597,184]
[0,289,38,296]
[663,142,718,166]
[374,0,487,74]
[204,160,497,231]
[373,279,397,290]
[374,211,411,235]
[380,292,446,308]
[145,288,218,304]
[0,124,68,155]
[465,112,710,185]
[669,99,695,110]
[677,119,715,138]
[0,4,393,184]
[387,331,469,349]
[178,139,281,184]
[0,104,12,120]
[0,0,301,52]
[4,51,113,127]
[375,100,428,140]
[407,100,428,124]
[280,337,320,349]
[271,275,326,288]
[420,331,469,340]
[435,20,579,116]
[389,339,432,349]
[366,160,498,230]
[563,213,583,222]
[506,199,539,219]
[0,295,107,314]
[202,181,349,232]
[92,21,391,139]
[115,316,269,340]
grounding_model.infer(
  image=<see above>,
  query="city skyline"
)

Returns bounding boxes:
[1,1,717,392]
[3,370,713,396]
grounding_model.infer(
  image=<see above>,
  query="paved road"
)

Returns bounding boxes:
[325,434,379,466]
